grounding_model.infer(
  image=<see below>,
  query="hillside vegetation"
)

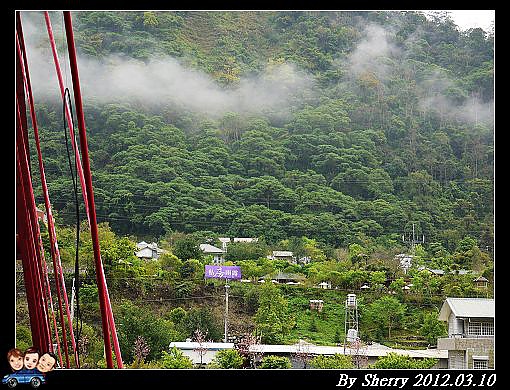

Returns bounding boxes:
[19,11,493,368]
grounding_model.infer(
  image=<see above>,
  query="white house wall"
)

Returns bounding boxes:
[448,312,464,337]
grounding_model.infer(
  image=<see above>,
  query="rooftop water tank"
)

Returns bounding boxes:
[346,293,357,307]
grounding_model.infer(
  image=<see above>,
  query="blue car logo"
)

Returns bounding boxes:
[2,370,46,388]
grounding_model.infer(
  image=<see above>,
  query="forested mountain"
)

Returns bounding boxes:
[26,11,493,257]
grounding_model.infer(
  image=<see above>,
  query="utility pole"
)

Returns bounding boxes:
[402,223,425,253]
[224,280,230,343]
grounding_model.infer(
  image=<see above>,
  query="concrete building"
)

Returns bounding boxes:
[169,341,447,368]
[233,237,258,243]
[169,341,235,365]
[437,298,494,369]
[218,237,231,252]
[249,343,447,368]
[218,237,258,252]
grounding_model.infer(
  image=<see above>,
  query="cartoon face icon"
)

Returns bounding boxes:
[36,353,57,373]
[23,347,40,370]
[7,348,24,371]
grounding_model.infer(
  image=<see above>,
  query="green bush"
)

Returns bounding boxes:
[211,349,244,369]
[159,347,193,368]
[260,355,292,369]
[309,354,354,369]
[371,352,437,369]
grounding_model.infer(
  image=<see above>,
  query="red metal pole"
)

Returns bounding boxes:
[16,155,43,350]
[16,119,52,352]
[16,102,51,352]
[62,11,117,369]
[43,11,90,221]
[16,15,65,366]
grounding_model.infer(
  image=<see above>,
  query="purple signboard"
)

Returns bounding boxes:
[204,265,242,280]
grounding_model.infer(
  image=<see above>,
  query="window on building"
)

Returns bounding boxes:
[467,321,494,336]
[473,357,489,369]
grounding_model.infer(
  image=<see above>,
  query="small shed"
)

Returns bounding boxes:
[473,276,489,289]
[318,281,332,289]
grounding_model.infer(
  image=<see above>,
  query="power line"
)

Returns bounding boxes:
[35,167,494,186]
[50,211,492,236]
[36,196,494,226]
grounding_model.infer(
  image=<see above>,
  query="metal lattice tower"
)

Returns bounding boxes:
[344,293,359,353]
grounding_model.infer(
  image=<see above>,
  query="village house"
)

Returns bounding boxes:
[200,243,225,264]
[135,241,164,260]
[268,251,295,263]
[437,297,494,369]
[260,271,303,285]
[298,256,312,265]
[417,266,473,277]
[418,267,445,276]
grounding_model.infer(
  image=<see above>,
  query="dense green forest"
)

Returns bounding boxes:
[18,10,494,368]
[27,11,493,254]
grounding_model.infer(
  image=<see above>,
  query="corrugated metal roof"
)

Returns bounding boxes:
[169,341,447,359]
[439,298,494,320]
[170,342,234,350]
[135,247,155,258]
[200,243,224,253]
[272,251,293,257]
[233,237,258,243]
[247,344,447,359]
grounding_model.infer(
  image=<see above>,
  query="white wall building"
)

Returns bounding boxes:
[169,342,235,365]
[437,298,494,369]
[200,243,225,264]
[135,241,164,260]
[169,341,447,368]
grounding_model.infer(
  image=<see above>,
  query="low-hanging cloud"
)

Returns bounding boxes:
[20,12,493,126]
[347,23,401,80]
[415,66,494,126]
[21,12,316,119]
[345,20,493,126]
